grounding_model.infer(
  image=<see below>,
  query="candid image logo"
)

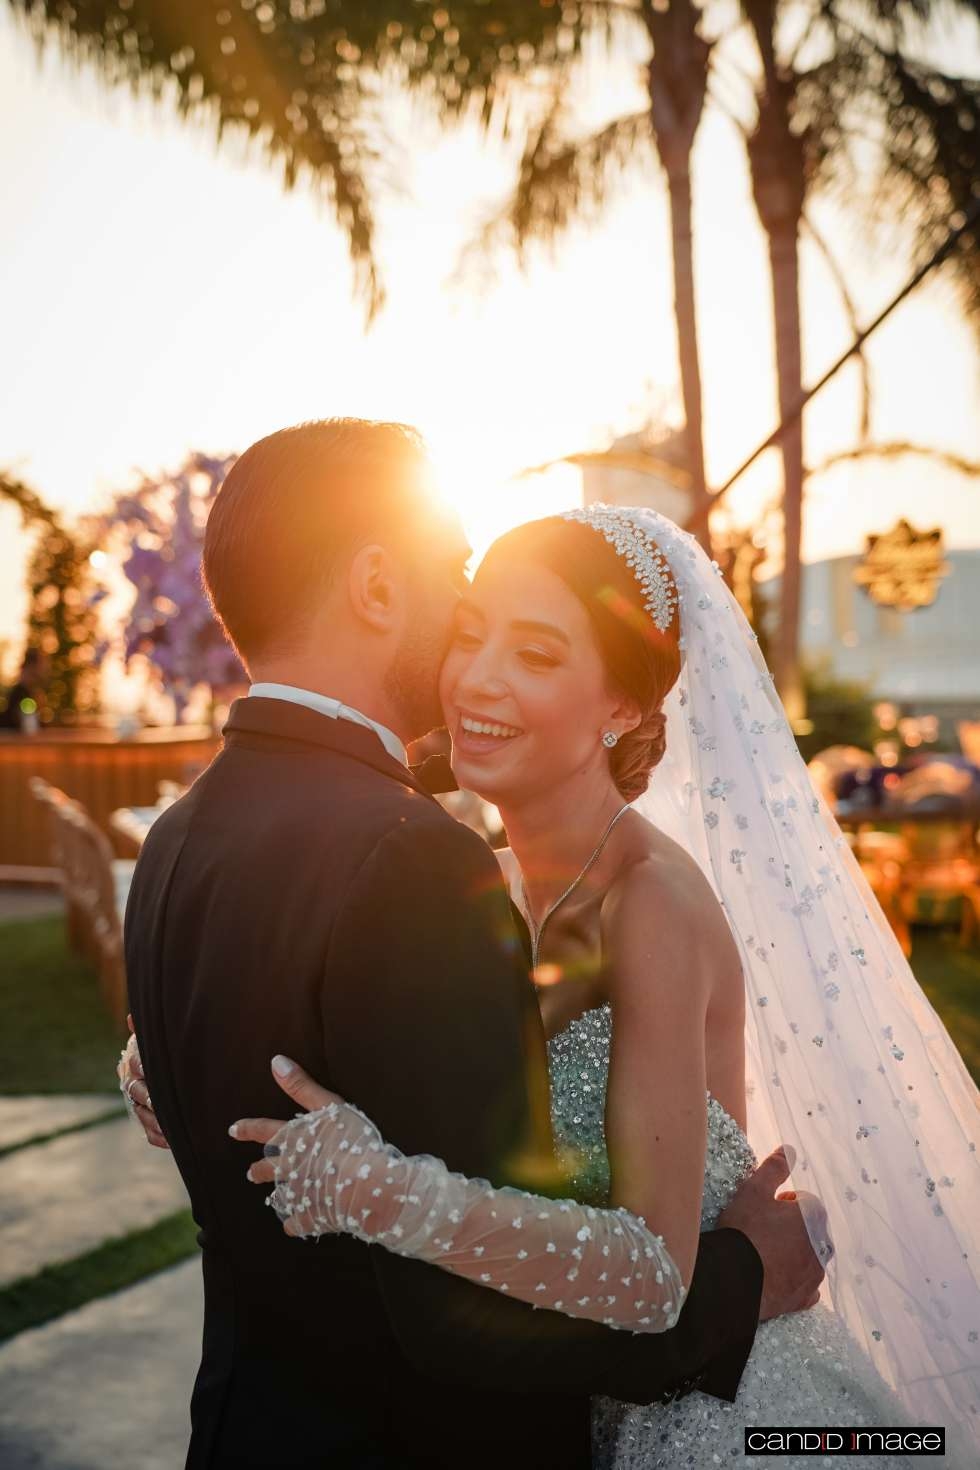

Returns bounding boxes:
[745,1427,945,1457]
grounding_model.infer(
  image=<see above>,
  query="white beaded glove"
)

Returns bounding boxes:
[266,1100,686,1333]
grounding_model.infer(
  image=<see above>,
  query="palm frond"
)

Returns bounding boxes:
[809,440,980,477]
[5,0,591,318]
[881,56,980,321]
[513,104,655,256]
[794,23,980,327]
[802,211,872,439]
[459,101,653,284]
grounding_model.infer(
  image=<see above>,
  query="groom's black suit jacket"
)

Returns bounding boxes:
[126,697,763,1470]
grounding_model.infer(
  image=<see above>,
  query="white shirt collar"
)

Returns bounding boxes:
[247,683,408,767]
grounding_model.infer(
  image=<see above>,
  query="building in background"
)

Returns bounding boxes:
[771,547,979,740]
[518,427,696,523]
[527,441,978,753]
[577,428,693,524]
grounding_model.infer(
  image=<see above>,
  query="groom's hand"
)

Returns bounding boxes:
[717,1145,828,1321]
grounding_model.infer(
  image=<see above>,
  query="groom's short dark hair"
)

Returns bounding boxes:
[203,418,430,668]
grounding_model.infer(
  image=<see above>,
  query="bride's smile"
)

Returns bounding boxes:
[440,551,642,807]
[453,708,526,757]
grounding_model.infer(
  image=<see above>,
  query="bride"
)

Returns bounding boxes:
[145,504,980,1464]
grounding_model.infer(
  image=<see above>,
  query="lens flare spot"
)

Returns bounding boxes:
[533,962,563,988]
[596,584,673,646]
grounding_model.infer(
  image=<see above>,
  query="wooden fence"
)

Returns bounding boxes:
[0,727,219,873]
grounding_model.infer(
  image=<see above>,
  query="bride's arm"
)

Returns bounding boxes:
[602,852,746,1291]
[233,1058,687,1334]
[231,850,743,1336]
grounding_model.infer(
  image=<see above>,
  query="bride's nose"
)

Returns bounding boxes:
[456,649,509,704]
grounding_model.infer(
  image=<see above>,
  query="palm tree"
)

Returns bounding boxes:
[465,0,719,549]
[741,0,808,722]
[739,0,979,723]
[462,1,977,674]
[639,1,716,544]
[10,0,978,703]
[5,1,590,321]
[8,0,721,551]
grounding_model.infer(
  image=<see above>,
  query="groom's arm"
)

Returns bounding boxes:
[320,813,763,1405]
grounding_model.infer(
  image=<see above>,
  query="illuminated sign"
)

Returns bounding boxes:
[853,519,949,610]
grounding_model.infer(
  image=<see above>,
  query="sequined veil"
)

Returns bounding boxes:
[620,504,979,1452]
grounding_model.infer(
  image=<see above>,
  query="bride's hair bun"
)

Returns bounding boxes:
[610,708,667,803]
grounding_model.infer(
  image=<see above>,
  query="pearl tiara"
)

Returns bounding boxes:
[561,505,679,635]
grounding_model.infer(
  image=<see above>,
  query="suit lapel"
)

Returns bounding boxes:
[223,697,436,802]
[509,900,532,966]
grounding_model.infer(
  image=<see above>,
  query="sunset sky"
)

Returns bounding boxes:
[1,6,977,671]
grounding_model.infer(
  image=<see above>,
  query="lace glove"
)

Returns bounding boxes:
[266,1100,686,1333]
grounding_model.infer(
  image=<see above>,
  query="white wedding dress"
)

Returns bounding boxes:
[265,998,918,1468]
[265,997,923,1470]
[548,1003,914,1468]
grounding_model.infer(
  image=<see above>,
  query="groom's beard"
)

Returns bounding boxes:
[384,619,446,745]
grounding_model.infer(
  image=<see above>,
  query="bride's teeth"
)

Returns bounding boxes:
[461,715,520,739]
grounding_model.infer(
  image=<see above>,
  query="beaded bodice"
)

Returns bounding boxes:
[547,1003,756,1225]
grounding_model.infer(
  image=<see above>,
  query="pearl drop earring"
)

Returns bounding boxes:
[601,731,619,749]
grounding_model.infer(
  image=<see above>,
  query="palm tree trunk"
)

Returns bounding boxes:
[644,0,714,556]
[743,0,807,725]
[666,167,713,553]
[766,220,806,726]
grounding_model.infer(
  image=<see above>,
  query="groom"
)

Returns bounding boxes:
[125,419,822,1470]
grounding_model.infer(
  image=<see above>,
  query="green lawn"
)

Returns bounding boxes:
[0,914,124,1093]
[912,927,980,1084]
[0,915,198,1341]
[0,911,975,1343]
[0,1208,198,1344]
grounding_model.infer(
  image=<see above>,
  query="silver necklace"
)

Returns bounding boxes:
[521,804,631,972]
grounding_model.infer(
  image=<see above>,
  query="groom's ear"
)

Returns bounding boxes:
[348,543,400,633]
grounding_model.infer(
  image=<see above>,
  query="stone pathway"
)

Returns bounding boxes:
[0,1116,188,1288]
[0,1094,123,1155]
[0,1258,200,1470]
[0,891,200,1466]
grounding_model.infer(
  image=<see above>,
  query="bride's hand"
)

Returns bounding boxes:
[234,1067,691,1334]
[230,1056,348,1233]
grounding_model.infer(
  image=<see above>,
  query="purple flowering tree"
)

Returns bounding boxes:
[100,453,244,723]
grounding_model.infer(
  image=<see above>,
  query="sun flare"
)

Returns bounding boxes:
[426,434,585,570]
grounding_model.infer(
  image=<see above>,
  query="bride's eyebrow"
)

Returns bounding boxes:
[455,598,485,620]
[510,619,570,647]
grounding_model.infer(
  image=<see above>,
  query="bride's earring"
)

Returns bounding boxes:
[601,731,619,749]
